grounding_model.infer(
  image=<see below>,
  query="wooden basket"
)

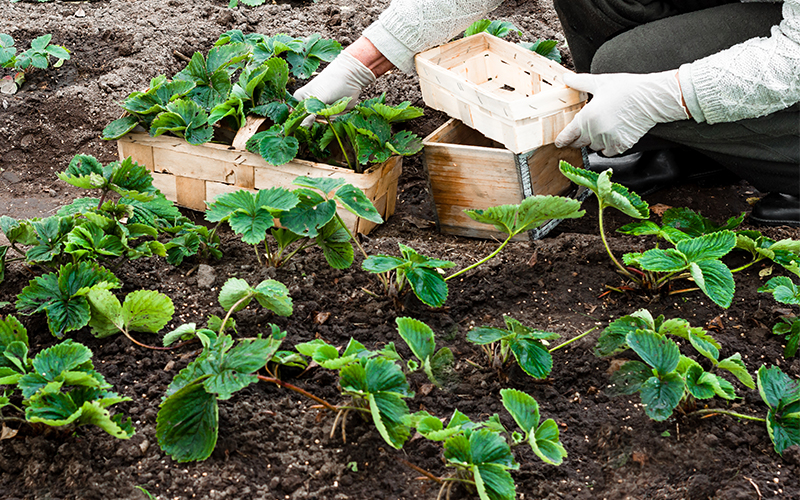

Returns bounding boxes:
[423,118,588,240]
[415,32,587,154]
[117,120,402,235]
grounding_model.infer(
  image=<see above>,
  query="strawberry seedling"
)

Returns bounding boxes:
[597,310,754,421]
[395,317,454,386]
[1,34,70,94]
[0,316,134,439]
[758,277,800,357]
[560,162,739,308]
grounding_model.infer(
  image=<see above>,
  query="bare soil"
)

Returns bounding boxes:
[1,1,799,500]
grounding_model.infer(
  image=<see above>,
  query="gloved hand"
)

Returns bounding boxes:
[293,50,377,107]
[554,70,690,157]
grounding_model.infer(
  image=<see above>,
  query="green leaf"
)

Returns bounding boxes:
[304,96,351,117]
[467,327,513,345]
[156,378,219,462]
[767,409,800,455]
[292,176,346,196]
[333,183,383,224]
[758,365,800,410]
[689,260,735,309]
[639,372,685,421]
[509,338,552,379]
[365,356,412,396]
[362,255,404,273]
[405,266,449,308]
[637,248,687,272]
[31,339,92,381]
[595,312,654,357]
[500,388,539,433]
[626,330,679,375]
[518,39,561,62]
[257,125,300,166]
[218,277,292,316]
[279,189,336,238]
[596,169,649,219]
[688,332,720,363]
[102,115,140,140]
[677,231,736,262]
[685,365,718,399]
[759,276,800,305]
[529,419,567,465]
[426,347,455,387]
[86,287,124,338]
[122,290,174,333]
[395,317,435,362]
[465,19,492,37]
[663,207,743,237]
[465,195,584,237]
[368,392,411,449]
[315,220,354,269]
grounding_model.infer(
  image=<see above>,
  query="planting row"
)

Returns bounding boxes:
[2,152,800,499]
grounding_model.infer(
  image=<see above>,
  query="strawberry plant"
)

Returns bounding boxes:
[206,176,382,269]
[468,315,596,380]
[0,316,134,439]
[405,388,566,499]
[560,162,739,308]
[0,154,203,277]
[597,310,754,421]
[362,243,455,308]
[395,317,454,386]
[1,34,70,94]
[694,365,800,456]
[16,262,121,338]
[758,276,800,358]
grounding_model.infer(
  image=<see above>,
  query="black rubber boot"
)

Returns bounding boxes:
[585,148,739,196]
[750,193,800,227]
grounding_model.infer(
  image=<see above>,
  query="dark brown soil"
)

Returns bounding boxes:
[1,1,799,500]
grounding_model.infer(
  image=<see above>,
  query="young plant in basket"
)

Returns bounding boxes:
[560,161,738,308]
[206,176,383,269]
[248,93,424,173]
[597,309,754,421]
[405,388,566,500]
[0,316,134,439]
[758,276,800,358]
[1,33,70,94]
[467,315,596,380]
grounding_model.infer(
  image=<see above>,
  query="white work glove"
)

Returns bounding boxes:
[293,50,376,107]
[554,70,690,157]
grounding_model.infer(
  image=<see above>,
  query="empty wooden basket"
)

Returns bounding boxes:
[415,32,587,154]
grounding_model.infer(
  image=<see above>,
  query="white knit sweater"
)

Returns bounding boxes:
[363,0,799,124]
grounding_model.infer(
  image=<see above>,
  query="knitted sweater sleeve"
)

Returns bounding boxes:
[679,0,800,123]
[362,0,505,74]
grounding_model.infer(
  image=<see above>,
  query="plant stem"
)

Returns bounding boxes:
[256,375,339,412]
[396,457,444,484]
[445,235,513,282]
[121,329,174,351]
[280,242,311,267]
[597,205,636,280]
[219,293,252,336]
[730,260,759,274]
[549,326,598,353]
[693,408,766,422]
[334,212,388,289]
[326,117,353,171]
[0,416,28,425]
[253,244,262,266]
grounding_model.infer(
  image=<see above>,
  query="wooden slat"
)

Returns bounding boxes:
[119,140,155,170]
[150,172,177,201]
[175,177,207,211]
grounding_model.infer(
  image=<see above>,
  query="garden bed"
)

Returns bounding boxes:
[1,1,799,500]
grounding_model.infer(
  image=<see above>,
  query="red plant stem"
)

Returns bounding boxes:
[396,457,443,484]
[122,331,173,350]
[256,375,338,412]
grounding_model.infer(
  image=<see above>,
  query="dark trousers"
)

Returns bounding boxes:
[553,0,800,195]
